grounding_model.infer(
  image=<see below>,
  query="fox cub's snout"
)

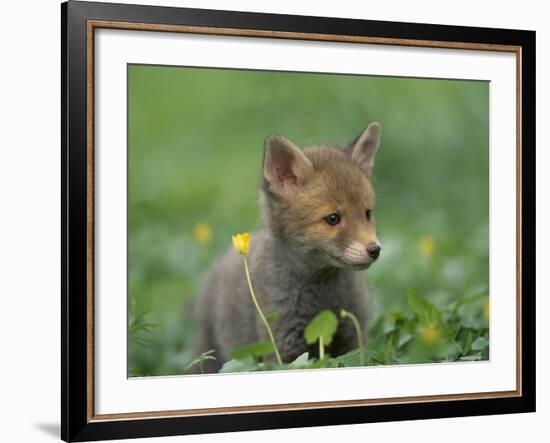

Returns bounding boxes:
[262,122,382,271]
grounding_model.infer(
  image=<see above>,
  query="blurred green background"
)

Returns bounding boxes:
[128,64,489,377]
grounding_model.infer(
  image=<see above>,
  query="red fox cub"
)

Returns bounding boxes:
[193,123,382,372]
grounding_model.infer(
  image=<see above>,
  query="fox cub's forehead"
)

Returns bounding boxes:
[304,147,375,202]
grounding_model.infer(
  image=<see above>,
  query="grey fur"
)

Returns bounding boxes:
[192,124,381,373]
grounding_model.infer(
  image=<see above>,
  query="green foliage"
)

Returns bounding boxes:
[304,310,339,347]
[219,356,258,373]
[471,336,489,351]
[220,352,322,373]
[219,289,489,372]
[304,310,339,360]
[184,350,216,374]
[127,64,489,376]
[128,304,157,348]
[231,342,275,360]
[407,289,441,327]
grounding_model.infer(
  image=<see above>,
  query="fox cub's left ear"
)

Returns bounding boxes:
[263,135,313,193]
[346,122,381,176]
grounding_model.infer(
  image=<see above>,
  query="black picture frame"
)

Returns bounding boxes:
[61,1,536,441]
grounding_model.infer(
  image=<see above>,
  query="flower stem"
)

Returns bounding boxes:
[243,257,282,365]
[342,310,365,366]
[319,335,325,360]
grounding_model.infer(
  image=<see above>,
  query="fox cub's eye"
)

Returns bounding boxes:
[366,210,372,221]
[324,213,341,226]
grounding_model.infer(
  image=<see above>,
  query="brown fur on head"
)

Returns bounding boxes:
[261,122,382,270]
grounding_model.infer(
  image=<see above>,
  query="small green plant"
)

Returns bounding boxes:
[128,307,157,348]
[407,288,441,329]
[219,288,488,374]
[340,309,365,366]
[304,310,338,360]
[185,350,216,374]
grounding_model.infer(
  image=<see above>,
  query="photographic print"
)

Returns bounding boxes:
[62,2,535,439]
[127,65,490,377]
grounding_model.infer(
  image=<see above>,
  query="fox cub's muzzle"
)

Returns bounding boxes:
[339,239,381,269]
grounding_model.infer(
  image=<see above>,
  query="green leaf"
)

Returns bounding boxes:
[291,352,310,365]
[288,352,314,369]
[407,289,441,327]
[304,310,339,346]
[471,336,489,351]
[462,331,473,355]
[397,332,414,349]
[332,336,387,367]
[231,342,275,360]
[219,356,258,373]
[265,311,280,325]
[332,348,366,367]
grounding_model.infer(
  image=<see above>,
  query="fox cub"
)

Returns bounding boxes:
[193,122,382,372]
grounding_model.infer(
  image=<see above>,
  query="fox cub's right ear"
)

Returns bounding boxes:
[346,122,381,177]
[263,135,313,193]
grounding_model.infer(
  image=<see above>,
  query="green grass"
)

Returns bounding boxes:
[127,64,489,377]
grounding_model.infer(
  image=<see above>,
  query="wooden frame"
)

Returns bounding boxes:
[62,1,536,441]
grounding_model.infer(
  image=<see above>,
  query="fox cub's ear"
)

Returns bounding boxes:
[264,135,313,192]
[346,122,381,176]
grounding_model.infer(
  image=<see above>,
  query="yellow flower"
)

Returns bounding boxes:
[193,223,212,245]
[484,299,490,321]
[232,232,250,256]
[420,326,440,345]
[419,236,435,257]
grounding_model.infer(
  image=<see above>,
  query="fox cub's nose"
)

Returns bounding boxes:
[367,243,381,260]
